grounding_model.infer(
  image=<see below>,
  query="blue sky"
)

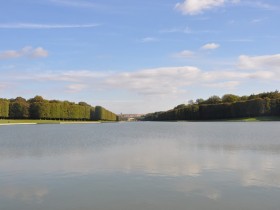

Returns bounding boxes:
[0,0,280,113]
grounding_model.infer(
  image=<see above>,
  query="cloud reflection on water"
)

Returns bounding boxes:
[1,122,280,210]
[1,136,279,188]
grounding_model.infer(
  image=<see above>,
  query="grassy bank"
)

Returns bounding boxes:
[225,116,280,122]
[160,116,280,122]
[0,119,101,125]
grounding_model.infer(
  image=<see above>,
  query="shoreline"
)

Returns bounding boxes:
[142,116,280,122]
[0,120,103,126]
[0,123,37,126]
[59,121,101,124]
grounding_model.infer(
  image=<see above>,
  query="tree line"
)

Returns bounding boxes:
[0,96,118,121]
[143,91,280,121]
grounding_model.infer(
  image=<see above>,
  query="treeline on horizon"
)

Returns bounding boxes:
[143,91,280,121]
[0,96,118,121]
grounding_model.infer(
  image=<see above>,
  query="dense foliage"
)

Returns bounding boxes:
[93,106,118,121]
[0,96,118,121]
[143,91,280,121]
[0,98,9,118]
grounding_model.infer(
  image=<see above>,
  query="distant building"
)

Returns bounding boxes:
[118,114,144,121]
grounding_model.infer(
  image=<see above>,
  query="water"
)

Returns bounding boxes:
[0,122,280,210]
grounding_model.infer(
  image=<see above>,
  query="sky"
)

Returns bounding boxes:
[0,0,280,114]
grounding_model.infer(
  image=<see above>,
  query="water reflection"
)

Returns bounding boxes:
[0,185,48,202]
[0,122,280,210]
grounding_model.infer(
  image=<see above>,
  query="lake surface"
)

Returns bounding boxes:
[0,122,280,210]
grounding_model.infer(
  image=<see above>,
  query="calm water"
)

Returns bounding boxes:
[0,122,280,210]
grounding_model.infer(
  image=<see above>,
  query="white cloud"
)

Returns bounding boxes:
[175,0,241,15]
[105,66,200,95]
[3,52,280,108]
[173,50,195,58]
[8,63,277,98]
[0,50,21,59]
[0,46,49,60]
[175,0,225,15]
[201,43,220,50]
[104,66,273,96]
[238,54,280,70]
[0,23,100,29]
[31,47,49,58]
[201,70,274,81]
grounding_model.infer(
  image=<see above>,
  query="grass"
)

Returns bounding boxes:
[0,119,100,124]
[226,116,280,122]
[169,116,280,122]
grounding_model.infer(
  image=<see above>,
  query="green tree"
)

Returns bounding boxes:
[9,97,30,119]
[0,98,9,118]
[222,94,240,103]
[195,98,204,104]
[29,96,50,119]
[204,95,222,105]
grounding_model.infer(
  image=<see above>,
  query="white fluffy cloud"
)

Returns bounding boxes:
[175,0,225,15]
[238,54,280,70]
[201,43,220,50]
[175,0,240,15]
[104,65,276,96]
[105,66,201,95]
[12,61,277,97]
[2,52,279,111]
[0,46,48,59]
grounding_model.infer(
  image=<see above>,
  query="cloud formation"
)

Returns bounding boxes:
[175,0,240,15]
[201,43,220,50]
[103,64,276,96]
[9,56,278,97]
[175,0,225,15]
[1,128,279,189]
[238,54,280,70]
[2,53,279,113]
[105,66,200,95]
[0,46,48,60]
